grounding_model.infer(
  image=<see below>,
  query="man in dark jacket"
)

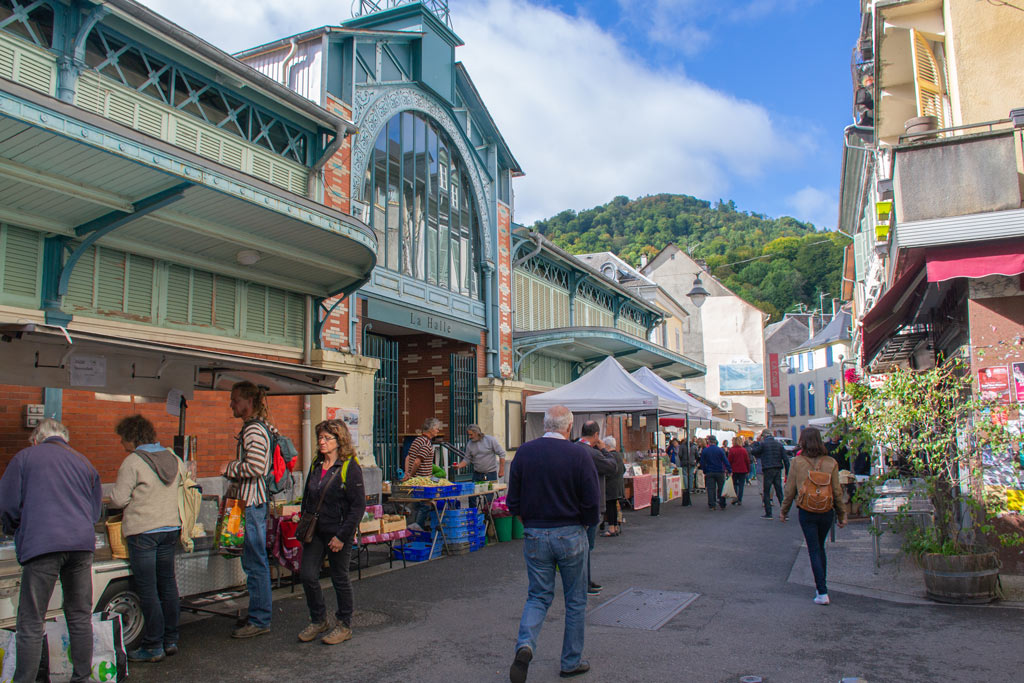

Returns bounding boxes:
[699,436,731,510]
[0,419,102,683]
[508,405,600,682]
[748,429,789,519]
[577,421,617,596]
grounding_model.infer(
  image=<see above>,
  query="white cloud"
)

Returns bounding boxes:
[136,0,808,224]
[786,186,837,230]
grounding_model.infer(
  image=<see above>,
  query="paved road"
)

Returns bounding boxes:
[131,496,1020,683]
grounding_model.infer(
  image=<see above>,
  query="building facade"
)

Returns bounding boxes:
[764,315,809,435]
[781,310,852,440]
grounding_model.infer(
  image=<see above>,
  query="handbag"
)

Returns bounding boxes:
[295,467,339,544]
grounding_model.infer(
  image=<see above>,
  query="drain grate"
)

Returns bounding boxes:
[587,588,699,630]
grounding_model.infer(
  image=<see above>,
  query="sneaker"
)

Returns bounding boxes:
[509,645,533,683]
[761,513,773,519]
[231,624,270,639]
[127,647,165,663]
[559,661,591,678]
[298,620,331,642]
[587,581,602,594]
[163,643,178,656]
[814,593,830,605]
[322,623,353,645]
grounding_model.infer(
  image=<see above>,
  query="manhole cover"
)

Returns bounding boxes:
[351,609,391,627]
[587,588,699,630]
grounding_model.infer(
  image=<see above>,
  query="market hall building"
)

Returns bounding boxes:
[236,1,524,481]
[0,0,377,482]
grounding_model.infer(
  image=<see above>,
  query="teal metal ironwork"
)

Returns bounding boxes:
[449,352,477,452]
[0,0,53,48]
[365,332,400,481]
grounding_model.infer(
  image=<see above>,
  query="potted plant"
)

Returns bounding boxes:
[842,358,1021,603]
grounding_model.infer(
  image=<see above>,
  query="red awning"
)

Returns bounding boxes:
[926,239,1024,282]
[859,263,927,365]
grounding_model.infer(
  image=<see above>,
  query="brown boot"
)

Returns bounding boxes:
[298,620,331,642]
[321,623,352,645]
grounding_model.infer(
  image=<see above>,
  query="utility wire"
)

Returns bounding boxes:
[707,239,834,271]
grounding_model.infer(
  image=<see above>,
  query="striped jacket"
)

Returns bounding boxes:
[226,420,271,507]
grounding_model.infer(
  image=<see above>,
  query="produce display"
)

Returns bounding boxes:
[402,476,453,486]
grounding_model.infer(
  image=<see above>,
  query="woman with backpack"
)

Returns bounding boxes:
[779,427,846,605]
[297,419,365,645]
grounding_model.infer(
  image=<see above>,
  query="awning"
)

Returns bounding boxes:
[926,239,1024,282]
[0,81,376,298]
[859,259,927,366]
[514,327,705,381]
[0,323,344,397]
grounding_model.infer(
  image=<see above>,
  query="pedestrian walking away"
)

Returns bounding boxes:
[780,427,846,605]
[221,381,275,638]
[297,419,365,646]
[699,436,731,510]
[748,429,789,519]
[576,421,617,595]
[507,405,600,682]
[727,436,751,506]
[0,419,102,683]
[109,415,185,663]
[600,436,625,537]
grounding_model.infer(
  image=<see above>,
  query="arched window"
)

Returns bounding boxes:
[791,426,797,442]
[809,387,816,415]
[788,385,796,417]
[363,111,481,299]
[799,384,806,415]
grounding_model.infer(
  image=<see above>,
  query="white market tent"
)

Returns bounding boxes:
[630,367,712,419]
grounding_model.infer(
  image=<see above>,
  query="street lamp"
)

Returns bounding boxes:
[687,275,710,308]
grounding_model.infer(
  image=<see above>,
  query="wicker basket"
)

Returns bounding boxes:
[105,515,129,559]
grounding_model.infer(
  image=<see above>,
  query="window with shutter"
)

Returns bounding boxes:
[96,249,125,313]
[0,224,42,306]
[285,293,305,345]
[246,284,267,336]
[911,29,945,129]
[165,264,190,323]
[214,276,236,328]
[191,271,214,326]
[124,254,154,320]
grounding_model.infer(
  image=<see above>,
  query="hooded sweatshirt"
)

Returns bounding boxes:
[109,445,183,536]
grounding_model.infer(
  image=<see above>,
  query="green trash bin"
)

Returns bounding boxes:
[494,516,513,542]
[512,516,525,539]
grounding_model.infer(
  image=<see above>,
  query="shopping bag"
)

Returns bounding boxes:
[216,497,246,558]
[45,612,127,682]
[1,629,15,683]
[722,476,737,499]
[695,469,705,490]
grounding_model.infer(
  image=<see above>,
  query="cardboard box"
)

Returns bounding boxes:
[380,518,406,534]
[280,505,301,518]
[359,519,381,535]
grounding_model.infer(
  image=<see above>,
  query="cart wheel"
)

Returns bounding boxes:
[97,580,144,650]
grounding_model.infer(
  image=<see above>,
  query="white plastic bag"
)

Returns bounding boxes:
[0,629,16,683]
[45,613,126,682]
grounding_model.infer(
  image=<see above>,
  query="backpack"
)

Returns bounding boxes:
[797,457,834,513]
[245,419,299,496]
[177,464,203,552]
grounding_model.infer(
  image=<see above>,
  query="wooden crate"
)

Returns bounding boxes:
[380,518,406,534]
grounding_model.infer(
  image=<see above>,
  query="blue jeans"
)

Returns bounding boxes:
[585,524,597,585]
[126,531,180,650]
[516,525,589,672]
[682,465,695,490]
[241,502,272,628]
[799,508,835,595]
[732,473,747,503]
[16,551,93,683]
[762,468,784,515]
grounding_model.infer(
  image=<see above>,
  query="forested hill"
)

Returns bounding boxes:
[532,194,849,321]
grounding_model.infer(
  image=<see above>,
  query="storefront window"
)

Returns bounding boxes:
[363,111,481,299]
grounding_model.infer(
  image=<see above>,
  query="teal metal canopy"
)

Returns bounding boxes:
[514,327,706,381]
[0,82,377,299]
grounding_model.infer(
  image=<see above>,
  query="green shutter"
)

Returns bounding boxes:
[285,293,305,344]
[96,248,125,312]
[165,265,191,323]
[125,255,154,319]
[214,276,236,329]
[191,271,214,326]
[65,245,96,310]
[246,284,267,336]
[2,225,41,300]
[266,288,286,337]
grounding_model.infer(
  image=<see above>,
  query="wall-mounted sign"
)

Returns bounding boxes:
[69,355,106,387]
[367,299,482,345]
[978,366,1011,404]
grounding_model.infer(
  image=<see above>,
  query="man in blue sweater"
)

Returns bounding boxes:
[699,435,732,511]
[0,418,103,683]
[507,405,600,682]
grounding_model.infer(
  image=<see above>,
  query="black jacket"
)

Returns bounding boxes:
[749,437,789,472]
[301,457,366,544]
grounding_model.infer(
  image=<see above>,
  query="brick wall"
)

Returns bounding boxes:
[398,334,479,441]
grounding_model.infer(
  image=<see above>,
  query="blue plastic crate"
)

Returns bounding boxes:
[443,527,485,542]
[408,529,437,544]
[410,485,441,498]
[469,538,485,551]
[441,516,483,529]
[444,507,479,517]
[393,541,441,562]
[454,482,476,495]
[436,484,459,497]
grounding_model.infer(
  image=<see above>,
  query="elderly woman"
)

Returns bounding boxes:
[601,436,626,537]
[109,415,184,663]
[297,419,365,645]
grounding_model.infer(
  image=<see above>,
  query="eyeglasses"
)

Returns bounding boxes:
[317,435,337,443]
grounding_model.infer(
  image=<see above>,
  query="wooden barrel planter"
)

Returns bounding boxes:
[920,551,1000,604]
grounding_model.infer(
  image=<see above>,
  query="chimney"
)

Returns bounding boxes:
[640,254,648,269]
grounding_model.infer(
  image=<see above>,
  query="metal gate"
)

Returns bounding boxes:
[365,333,399,481]
[449,353,477,453]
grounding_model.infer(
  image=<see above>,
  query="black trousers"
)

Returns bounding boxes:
[300,533,354,627]
[16,551,93,683]
[605,499,619,526]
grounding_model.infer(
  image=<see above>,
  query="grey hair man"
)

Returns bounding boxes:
[508,406,599,681]
[0,419,102,683]
[453,424,506,480]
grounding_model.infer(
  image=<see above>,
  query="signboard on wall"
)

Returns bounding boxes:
[720,363,764,393]
[768,353,780,397]
[1012,362,1024,402]
[326,407,359,445]
[978,366,1011,404]
[366,298,482,344]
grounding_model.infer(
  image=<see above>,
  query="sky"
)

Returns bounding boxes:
[137,0,860,230]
